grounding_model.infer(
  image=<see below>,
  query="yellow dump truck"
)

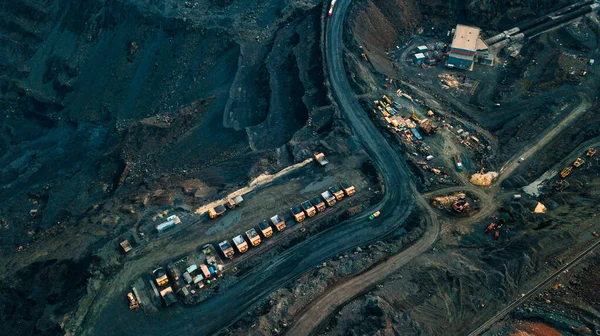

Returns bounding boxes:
[574,158,585,167]
[560,166,573,178]
[321,190,337,207]
[218,240,235,258]
[301,200,316,217]
[310,196,326,212]
[329,185,344,201]
[233,235,248,253]
[127,292,139,310]
[340,182,355,197]
[257,220,273,238]
[245,228,261,247]
[586,147,596,157]
[208,204,227,219]
[290,205,306,222]
[314,152,329,166]
[153,267,169,287]
[270,215,287,231]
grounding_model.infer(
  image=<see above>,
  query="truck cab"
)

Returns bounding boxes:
[301,201,316,217]
[218,240,235,258]
[290,205,306,222]
[329,185,344,201]
[270,215,287,231]
[232,235,248,253]
[153,267,169,287]
[257,220,273,238]
[340,182,355,196]
[245,228,261,247]
[321,190,337,207]
[310,196,326,212]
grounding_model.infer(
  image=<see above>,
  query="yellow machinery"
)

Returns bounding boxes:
[382,95,392,105]
[411,106,420,122]
[127,292,139,310]
[587,147,596,157]
[560,166,572,178]
[573,157,585,167]
[361,53,369,62]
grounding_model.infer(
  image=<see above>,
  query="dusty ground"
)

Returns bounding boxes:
[3,0,600,335]
[217,1,600,336]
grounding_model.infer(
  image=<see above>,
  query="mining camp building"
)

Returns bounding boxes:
[447,24,492,70]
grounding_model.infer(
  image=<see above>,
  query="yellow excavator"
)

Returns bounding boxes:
[411,106,420,122]
[361,53,369,62]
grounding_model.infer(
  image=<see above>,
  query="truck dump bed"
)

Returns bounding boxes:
[314,152,329,166]
[301,201,316,217]
[310,196,326,212]
[257,220,273,237]
[290,205,306,222]
[321,190,336,207]
[233,235,248,253]
[245,228,261,246]
[340,182,355,196]
[218,240,235,258]
[329,185,344,201]
[208,204,227,219]
[270,215,286,231]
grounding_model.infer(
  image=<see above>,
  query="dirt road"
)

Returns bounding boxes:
[285,186,439,336]
[498,93,591,182]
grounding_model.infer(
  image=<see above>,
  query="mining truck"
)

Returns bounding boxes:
[270,215,287,231]
[329,185,344,201]
[321,190,336,207]
[340,182,355,196]
[301,200,316,217]
[127,292,139,310]
[233,235,248,253]
[218,240,235,258]
[574,157,585,167]
[291,205,306,222]
[257,220,273,238]
[208,204,227,219]
[245,228,261,247]
[159,286,177,306]
[310,196,326,212]
[560,166,572,178]
[153,267,169,287]
[226,195,244,209]
[586,147,596,157]
[314,152,329,166]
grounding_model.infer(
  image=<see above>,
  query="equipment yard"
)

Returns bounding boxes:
[2,0,600,336]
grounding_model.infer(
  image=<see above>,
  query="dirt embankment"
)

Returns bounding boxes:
[0,0,334,334]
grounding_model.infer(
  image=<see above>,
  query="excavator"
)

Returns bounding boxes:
[361,53,369,62]
[411,106,420,122]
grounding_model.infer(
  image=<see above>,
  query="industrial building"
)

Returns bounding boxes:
[447,24,493,70]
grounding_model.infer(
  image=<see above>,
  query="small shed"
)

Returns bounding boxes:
[414,53,426,65]
[416,45,428,52]
[120,240,132,253]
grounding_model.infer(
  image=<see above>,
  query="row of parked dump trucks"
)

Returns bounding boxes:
[217,182,356,259]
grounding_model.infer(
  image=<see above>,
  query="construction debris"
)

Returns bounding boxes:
[470,172,498,186]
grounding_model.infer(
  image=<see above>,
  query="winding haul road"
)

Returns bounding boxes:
[90,0,416,334]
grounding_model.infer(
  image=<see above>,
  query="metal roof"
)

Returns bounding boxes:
[451,24,480,52]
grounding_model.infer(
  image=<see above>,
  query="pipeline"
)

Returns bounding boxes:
[522,3,599,38]
[489,2,599,51]
[484,0,594,45]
